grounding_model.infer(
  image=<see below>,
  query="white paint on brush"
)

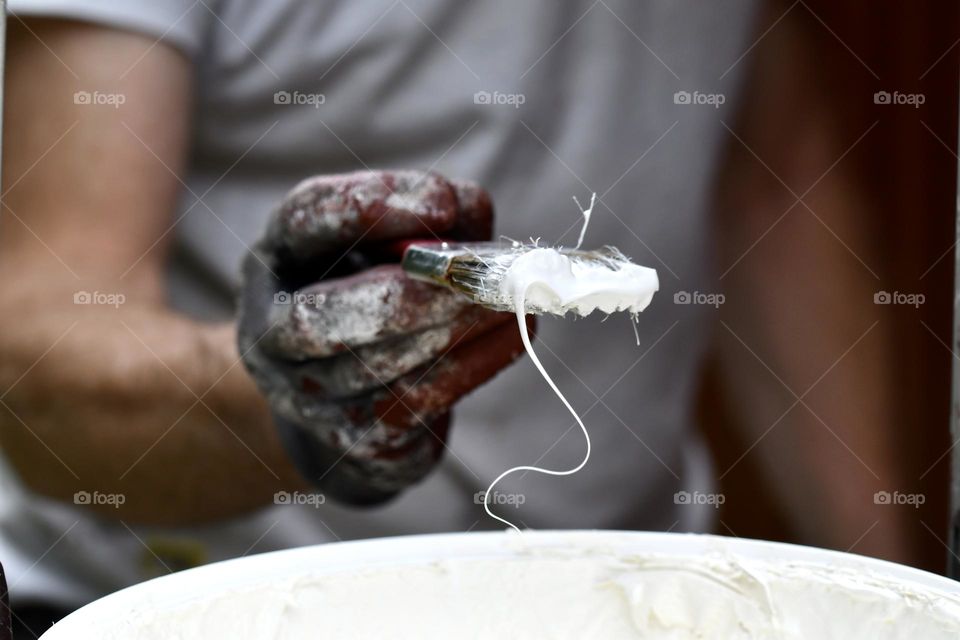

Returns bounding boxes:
[499,247,658,317]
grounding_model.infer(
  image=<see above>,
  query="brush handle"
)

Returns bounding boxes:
[401,241,503,286]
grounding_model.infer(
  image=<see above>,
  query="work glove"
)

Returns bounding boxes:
[238,170,529,505]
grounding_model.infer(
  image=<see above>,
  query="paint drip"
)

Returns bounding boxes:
[483,195,659,530]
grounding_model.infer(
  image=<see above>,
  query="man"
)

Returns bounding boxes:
[0,0,913,634]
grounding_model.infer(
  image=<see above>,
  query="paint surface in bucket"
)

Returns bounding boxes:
[40,532,960,639]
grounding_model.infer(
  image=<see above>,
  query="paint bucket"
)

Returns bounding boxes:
[40,530,960,638]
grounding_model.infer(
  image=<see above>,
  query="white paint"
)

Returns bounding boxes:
[482,293,592,532]
[46,532,960,639]
[572,191,596,249]
[483,238,659,530]
[499,246,659,317]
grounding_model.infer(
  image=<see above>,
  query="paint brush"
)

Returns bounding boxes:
[401,241,656,316]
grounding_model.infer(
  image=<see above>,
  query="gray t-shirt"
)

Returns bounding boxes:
[6,0,757,605]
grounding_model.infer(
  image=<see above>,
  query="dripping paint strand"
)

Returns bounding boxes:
[482,292,593,532]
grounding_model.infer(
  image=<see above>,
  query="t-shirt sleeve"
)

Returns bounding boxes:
[7,0,209,59]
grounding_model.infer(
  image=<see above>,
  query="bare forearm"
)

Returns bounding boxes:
[717,201,913,562]
[0,292,304,525]
[0,20,306,525]
[713,4,919,565]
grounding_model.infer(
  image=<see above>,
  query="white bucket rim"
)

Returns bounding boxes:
[41,529,960,637]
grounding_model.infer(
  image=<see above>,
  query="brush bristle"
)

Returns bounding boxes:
[446,249,520,311]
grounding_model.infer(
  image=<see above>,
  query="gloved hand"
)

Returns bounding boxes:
[238,170,529,505]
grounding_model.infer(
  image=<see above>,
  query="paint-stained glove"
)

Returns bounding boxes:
[238,170,528,505]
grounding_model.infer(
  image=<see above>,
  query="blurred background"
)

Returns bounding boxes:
[701,0,959,574]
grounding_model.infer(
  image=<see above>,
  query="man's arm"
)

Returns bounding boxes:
[0,19,306,525]
[716,10,917,563]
